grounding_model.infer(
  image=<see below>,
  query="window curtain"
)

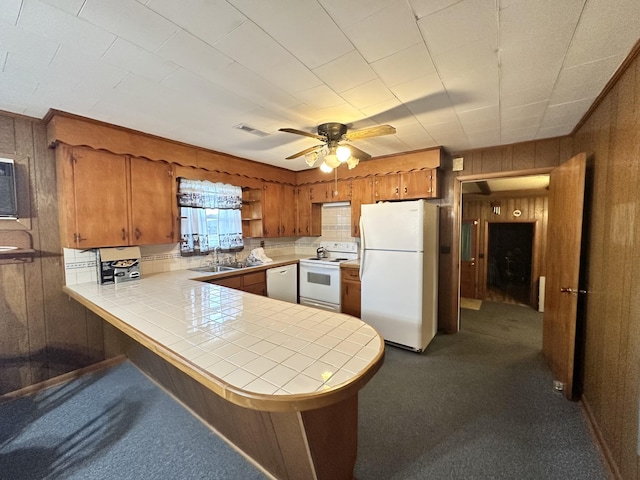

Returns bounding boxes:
[178,179,243,256]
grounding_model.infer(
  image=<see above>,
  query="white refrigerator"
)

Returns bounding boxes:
[359,200,439,352]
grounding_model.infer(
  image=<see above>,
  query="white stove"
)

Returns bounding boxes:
[299,242,358,312]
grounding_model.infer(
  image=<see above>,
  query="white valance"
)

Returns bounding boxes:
[178,179,242,209]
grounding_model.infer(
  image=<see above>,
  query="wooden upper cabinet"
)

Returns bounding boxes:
[56,146,175,248]
[57,146,129,248]
[350,177,373,237]
[262,182,282,238]
[295,185,321,237]
[400,170,436,199]
[373,170,438,201]
[309,182,330,203]
[262,182,296,237]
[373,174,400,201]
[280,185,297,237]
[325,179,352,202]
[129,157,175,245]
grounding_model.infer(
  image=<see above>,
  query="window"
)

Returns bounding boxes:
[178,179,243,256]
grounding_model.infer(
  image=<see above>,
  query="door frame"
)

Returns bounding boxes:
[453,167,553,331]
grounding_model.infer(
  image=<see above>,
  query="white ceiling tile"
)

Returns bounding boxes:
[339,79,396,110]
[501,125,539,145]
[359,99,416,127]
[389,73,446,103]
[0,24,60,66]
[79,0,179,52]
[458,105,500,126]
[540,97,595,128]
[101,38,179,82]
[499,0,585,45]
[414,104,459,127]
[319,0,394,28]
[294,85,345,110]
[1,0,23,25]
[312,50,377,93]
[41,0,85,15]
[409,0,462,19]
[50,45,130,89]
[155,29,234,83]
[145,0,246,45]
[433,38,499,80]
[229,0,352,69]
[370,43,437,87]
[311,103,365,126]
[18,0,116,57]
[535,124,574,139]
[160,68,257,114]
[213,21,321,94]
[501,101,547,124]
[501,84,554,109]
[344,0,423,63]
[417,0,497,55]
[564,0,640,67]
[212,62,302,110]
[549,54,624,105]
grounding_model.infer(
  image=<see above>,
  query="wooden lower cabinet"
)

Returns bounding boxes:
[341,267,361,318]
[207,270,267,296]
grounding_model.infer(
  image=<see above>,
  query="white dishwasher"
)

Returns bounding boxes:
[266,264,298,303]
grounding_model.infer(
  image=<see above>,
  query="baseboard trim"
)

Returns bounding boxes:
[580,394,622,480]
[0,355,127,404]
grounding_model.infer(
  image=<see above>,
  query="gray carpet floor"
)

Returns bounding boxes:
[0,301,607,479]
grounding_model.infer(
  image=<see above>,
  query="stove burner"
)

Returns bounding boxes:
[334,258,349,261]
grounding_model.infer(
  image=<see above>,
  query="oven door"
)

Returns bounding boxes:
[299,262,341,306]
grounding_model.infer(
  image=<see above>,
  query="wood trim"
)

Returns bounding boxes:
[63,286,385,413]
[45,111,296,184]
[456,167,554,182]
[0,355,127,403]
[581,395,622,480]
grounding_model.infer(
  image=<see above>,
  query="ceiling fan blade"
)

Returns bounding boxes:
[279,128,325,141]
[344,124,396,141]
[345,144,372,161]
[285,144,324,160]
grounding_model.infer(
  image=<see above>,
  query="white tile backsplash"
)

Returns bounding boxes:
[62,203,356,285]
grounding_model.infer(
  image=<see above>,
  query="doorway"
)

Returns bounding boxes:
[486,222,534,306]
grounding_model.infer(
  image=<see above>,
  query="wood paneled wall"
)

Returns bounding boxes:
[571,50,640,480]
[462,192,549,307]
[0,112,111,396]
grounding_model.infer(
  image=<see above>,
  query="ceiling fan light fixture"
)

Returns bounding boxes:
[319,161,333,173]
[324,153,341,168]
[336,145,351,162]
[305,151,319,167]
[346,156,360,169]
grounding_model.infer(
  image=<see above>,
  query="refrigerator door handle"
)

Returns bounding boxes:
[359,217,365,281]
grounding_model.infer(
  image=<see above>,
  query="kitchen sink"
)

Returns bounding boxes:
[189,265,238,273]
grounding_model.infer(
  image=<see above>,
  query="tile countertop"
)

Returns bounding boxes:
[63,264,384,412]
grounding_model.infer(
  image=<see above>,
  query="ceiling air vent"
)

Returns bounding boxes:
[233,123,270,137]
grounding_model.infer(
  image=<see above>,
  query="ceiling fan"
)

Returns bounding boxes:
[278,122,396,171]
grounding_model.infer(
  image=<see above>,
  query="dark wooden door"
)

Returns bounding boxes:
[542,153,587,399]
[460,219,479,298]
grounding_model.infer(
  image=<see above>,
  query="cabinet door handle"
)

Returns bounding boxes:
[166,231,174,239]
[74,233,87,244]
[121,228,127,240]
[135,228,141,240]
[306,226,309,233]
[404,186,408,194]
[395,187,399,194]
[346,285,349,295]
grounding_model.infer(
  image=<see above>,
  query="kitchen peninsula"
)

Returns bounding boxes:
[64,266,384,480]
